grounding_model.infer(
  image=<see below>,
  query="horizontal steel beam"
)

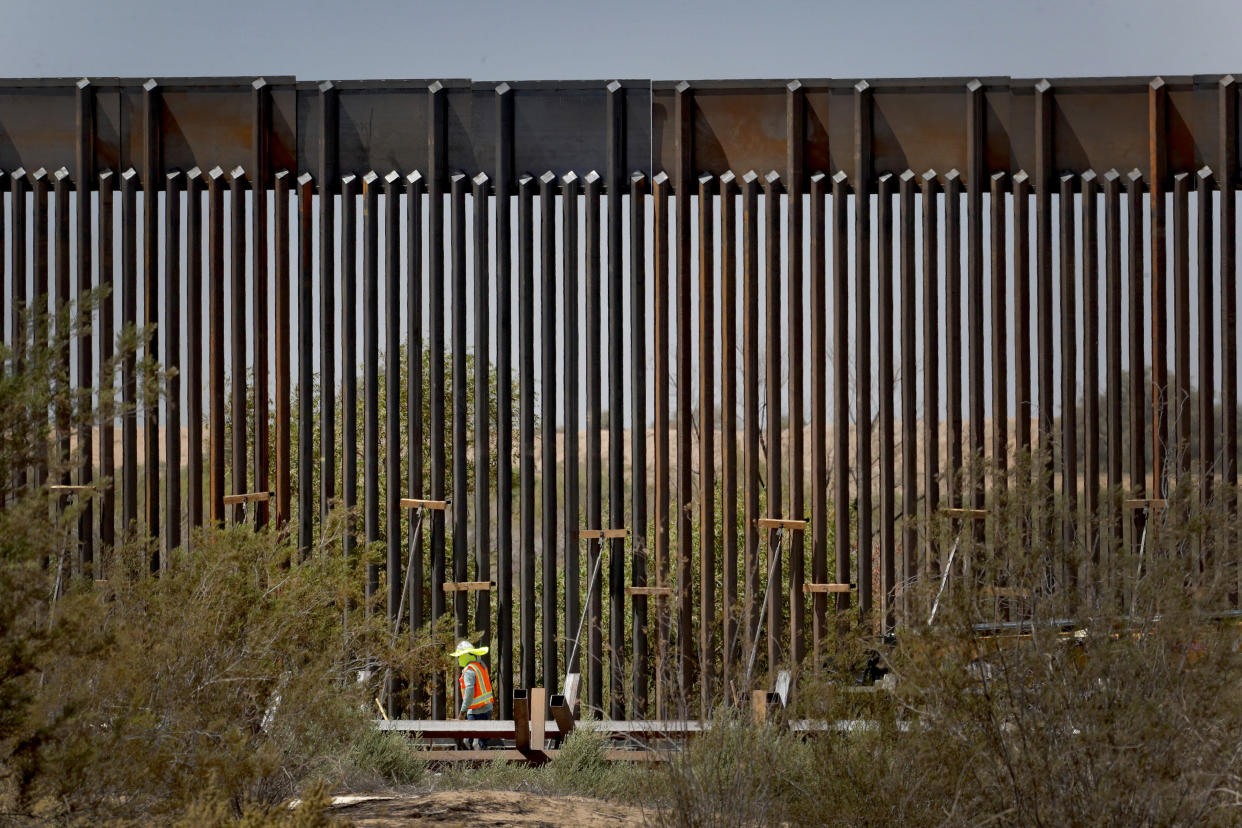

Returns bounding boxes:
[4,75,1236,191]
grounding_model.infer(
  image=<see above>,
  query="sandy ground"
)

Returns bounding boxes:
[326,791,651,826]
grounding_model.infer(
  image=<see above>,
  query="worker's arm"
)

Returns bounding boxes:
[459,667,475,716]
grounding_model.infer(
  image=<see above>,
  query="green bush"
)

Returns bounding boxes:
[346,729,426,787]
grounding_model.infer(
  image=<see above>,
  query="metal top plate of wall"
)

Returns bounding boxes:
[0,75,1235,190]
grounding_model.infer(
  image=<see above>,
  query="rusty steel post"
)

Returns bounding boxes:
[989,173,1008,492]
[742,170,760,676]
[629,171,649,716]
[1172,173,1190,483]
[674,82,694,706]
[273,170,290,529]
[75,79,94,570]
[428,82,448,719]
[53,168,70,496]
[898,170,917,621]
[585,170,603,713]
[853,81,873,621]
[405,168,424,713]
[966,81,986,522]
[341,175,359,560]
[831,171,850,616]
[697,172,715,712]
[1126,170,1147,550]
[163,170,181,553]
[141,81,160,548]
[1082,171,1100,575]
[1083,173,1102,576]
[386,170,403,654]
[810,170,828,652]
[518,173,536,696]
[763,169,783,671]
[606,81,627,721]
[1149,79,1169,499]
[944,169,963,519]
[98,169,115,552]
[319,82,337,524]
[540,170,560,697]
[1035,82,1055,554]
[296,172,313,557]
[451,172,468,638]
[229,167,248,527]
[788,81,807,650]
[1197,167,1215,511]
[920,170,940,581]
[1220,78,1237,495]
[876,173,895,633]
[207,168,225,528]
[563,170,581,676]
[472,172,491,650]
[720,171,739,688]
[363,170,380,603]
[652,170,670,714]
[1104,170,1124,579]
[1060,173,1078,591]
[251,80,270,530]
[32,168,46,493]
[496,83,515,719]
[186,168,205,532]
[1013,171,1032,461]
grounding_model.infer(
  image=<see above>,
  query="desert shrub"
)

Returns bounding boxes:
[649,708,816,827]
[546,725,640,800]
[641,466,1242,827]
[346,729,426,787]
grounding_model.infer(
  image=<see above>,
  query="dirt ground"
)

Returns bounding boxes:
[327,790,652,826]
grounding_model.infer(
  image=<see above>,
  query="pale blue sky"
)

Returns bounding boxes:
[1,0,1238,81]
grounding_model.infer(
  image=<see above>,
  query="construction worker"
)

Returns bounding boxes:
[452,640,494,750]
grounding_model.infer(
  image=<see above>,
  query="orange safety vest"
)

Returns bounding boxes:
[458,660,494,710]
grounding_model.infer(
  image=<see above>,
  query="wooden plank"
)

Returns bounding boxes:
[625,586,674,598]
[529,687,546,752]
[578,528,627,540]
[803,583,854,594]
[942,508,988,521]
[222,491,271,506]
[757,517,807,531]
[1123,499,1167,511]
[400,497,448,511]
[751,689,769,726]
[442,581,495,593]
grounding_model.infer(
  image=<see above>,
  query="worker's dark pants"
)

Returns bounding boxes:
[467,708,492,750]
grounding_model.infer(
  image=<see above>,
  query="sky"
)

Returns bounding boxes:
[0,0,1238,82]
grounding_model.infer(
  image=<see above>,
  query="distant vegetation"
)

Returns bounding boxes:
[2,298,1240,825]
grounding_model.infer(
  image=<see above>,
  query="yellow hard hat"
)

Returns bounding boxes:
[451,639,488,658]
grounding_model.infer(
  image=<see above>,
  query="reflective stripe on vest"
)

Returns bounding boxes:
[459,661,494,709]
